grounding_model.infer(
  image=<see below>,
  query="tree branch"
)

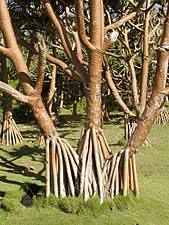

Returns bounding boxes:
[0,46,11,57]
[103,30,119,51]
[71,31,83,62]
[127,1,169,154]
[0,0,17,48]
[0,0,34,95]
[104,58,135,117]
[159,88,169,95]
[123,28,140,108]
[0,81,34,105]
[74,0,95,50]
[14,28,84,84]
[140,0,151,114]
[105,0,145,32]
[34,34,46,95]
[42,0,88,86]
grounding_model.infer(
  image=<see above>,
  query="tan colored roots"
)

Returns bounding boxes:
[124,116,137,141]
[45,128,139,202]
[45,137,79,198]
[77,127,112,203]
[107,149,139,199]
[1,116,23,146]
[78,128,139,202]
[154,106,169,125]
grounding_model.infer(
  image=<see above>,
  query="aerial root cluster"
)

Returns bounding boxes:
[107,149,139,199]
[45,128,139,202]
[124,116,137,141]
[154,106,169,125]
[46,137,79,197]
[77,127,112,203]
[1,116,23,146]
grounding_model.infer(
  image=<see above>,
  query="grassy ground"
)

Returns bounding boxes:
[0,114,169,225]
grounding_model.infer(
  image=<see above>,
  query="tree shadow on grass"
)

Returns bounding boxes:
[20,129,41,140]
[0,145,46,186]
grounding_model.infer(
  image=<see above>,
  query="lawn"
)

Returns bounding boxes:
[0,114,169,225]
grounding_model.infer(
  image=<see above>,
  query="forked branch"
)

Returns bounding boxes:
[105,0,145,32]
[43,0,88,86]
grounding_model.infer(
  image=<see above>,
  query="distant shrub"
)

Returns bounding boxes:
[76,97,86,114]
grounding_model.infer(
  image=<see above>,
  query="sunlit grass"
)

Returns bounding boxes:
[0,115,169,225]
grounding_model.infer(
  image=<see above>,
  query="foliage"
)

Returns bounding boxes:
[1,190,136,216]
[70,97,86,115]
[117,137,127,146]
[114,191,138,210]
[1,188,26,214]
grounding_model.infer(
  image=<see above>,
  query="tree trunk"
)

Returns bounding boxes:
[86,51,103,130]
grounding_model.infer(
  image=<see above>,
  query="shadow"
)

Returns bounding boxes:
[0,191,5,198]
[0,145,46,185]
[0,144,45,163]
[56,114,85,128]
[0,175,24,187]
[21,183,43,208]
[20,129,41,139]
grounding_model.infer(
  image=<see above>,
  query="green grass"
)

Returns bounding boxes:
[0,116,169,225]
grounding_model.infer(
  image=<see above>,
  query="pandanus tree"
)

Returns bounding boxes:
[104,0,167,140]
[0,56,23,146]
[0,0,80,198]
[0,0,169,203]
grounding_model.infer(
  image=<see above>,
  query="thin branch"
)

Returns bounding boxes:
[159,87,169,95]
[34,34,46,95]
[71,31,83,62]
[104,58,135,117]
[128,21,143,32]
[123,28,140,108]
[105,51,124,59]
[105,0,145,32]
[149,20,162,38]
[140,0,151,114]
[14,29,84,84]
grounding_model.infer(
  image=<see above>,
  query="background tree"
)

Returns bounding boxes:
[0,56,23,146]
[104,1,168,140]
[0,0,79,198]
